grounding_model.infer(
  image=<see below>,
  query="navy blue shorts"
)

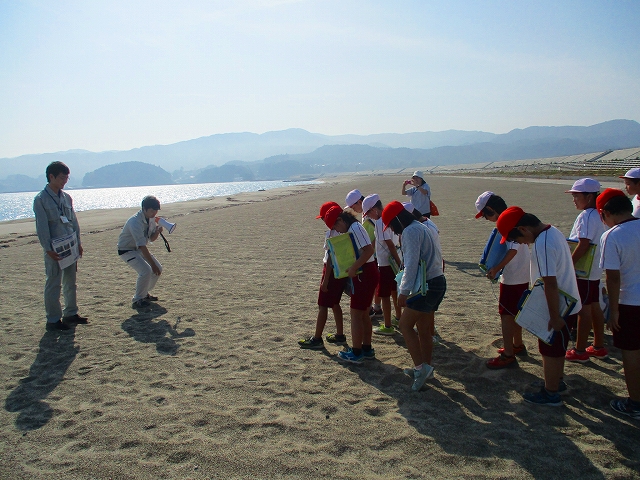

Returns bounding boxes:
[406,275,446,313]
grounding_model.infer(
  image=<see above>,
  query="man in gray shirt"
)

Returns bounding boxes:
[33,161,88,331]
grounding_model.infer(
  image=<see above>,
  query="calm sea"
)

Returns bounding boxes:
[0,180,321,222]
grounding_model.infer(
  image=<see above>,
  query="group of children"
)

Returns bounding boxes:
[298,167,640,418]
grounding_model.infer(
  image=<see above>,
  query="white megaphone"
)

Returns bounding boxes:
[157,217,176,234]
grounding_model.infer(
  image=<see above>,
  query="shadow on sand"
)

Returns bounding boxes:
[5,326,79,431]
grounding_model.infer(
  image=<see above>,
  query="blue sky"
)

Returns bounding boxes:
[1,0,639,157]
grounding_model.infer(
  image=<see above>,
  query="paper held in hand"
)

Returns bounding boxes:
[566,239,597,279]
[326,232,361,279]
[51,232,80,270]
[515,279,578,345]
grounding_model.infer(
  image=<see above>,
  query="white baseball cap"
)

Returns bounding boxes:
[475,191,495,218]
[345,189,363,208]
[362,194,380,214]
[565,178,601,193]
[619,168,640,179]
[402,202,415,213]
[412,171,424,180]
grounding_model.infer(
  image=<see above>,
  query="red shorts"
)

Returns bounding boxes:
[538,324,571,358]
[576,278,600,305]
[317,263,347,308]
[376,265,397,298]
[499,283,529,316]
[612,304,640,351]
[350,262,379,311]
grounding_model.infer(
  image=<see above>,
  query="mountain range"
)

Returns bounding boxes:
[1,119,639,192]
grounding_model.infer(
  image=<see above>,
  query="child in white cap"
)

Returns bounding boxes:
[564,179,608,363]
[619,168,640,218]
[401,171,431,217]
[598,188,640,419]
[475,192,531,369]
[362,194,402,336]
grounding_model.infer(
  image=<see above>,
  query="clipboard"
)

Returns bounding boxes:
[326,232,361,279]
[566,239,597,279]
[479,228,509,282]
[515,279,578,345]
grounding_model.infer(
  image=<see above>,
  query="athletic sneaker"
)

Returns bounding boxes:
[391,316,400,328]
[565,348,590,363]
[298,336,324,350]
[404,366,435,380]
[586,345,609,359]
[369,306,383,317]
[486,354,516,369]
[132,298,151,309]
[497,344,527,356]
[373,326,396,336]
[530,379,569,396]
[523,388,563,407]
[325,333,347,345]
[362,348,376,360]
[337,349,364,364]
[412,364,435,391]
[610,398,640,420]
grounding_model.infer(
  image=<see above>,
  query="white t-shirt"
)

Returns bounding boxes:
[569,208,606,281]
[632,195,640,218]
[530,225,582,316]
[374,217,398,267]
[502,241,531,285]
[600,218,640,306]
[349,221,376,263]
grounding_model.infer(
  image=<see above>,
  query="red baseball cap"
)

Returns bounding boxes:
[381,201,405,230]
[596,188,626,213]
[496,206,525,244]
[323,205,343,229]
[316,201,340,219]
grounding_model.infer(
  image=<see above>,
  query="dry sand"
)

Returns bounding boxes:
[1,175,638,479]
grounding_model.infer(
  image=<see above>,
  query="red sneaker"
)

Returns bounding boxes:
[497,344,527,356]
[586,345,609,359]
[565,348,590,363]
[486,354,517,369]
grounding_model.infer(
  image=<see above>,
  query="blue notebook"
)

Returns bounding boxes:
[479,228,509,282]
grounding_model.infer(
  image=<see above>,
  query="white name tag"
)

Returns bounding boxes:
[60,215,70,223]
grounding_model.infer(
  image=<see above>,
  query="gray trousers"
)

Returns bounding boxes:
[120,250,162,302]
[44,254,78,323]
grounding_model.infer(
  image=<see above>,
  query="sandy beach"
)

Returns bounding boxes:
[1,174,639,479]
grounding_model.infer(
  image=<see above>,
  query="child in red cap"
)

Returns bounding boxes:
[563,179,608,363]
[598,188,640,419]
[382,201,446,392]
[298,202,347,350]
[496,207,581,406]
[324,206,379,363]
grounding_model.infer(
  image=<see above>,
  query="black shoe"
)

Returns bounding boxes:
[46,321,71,331]
[132,299,151,309]
[145,294,158,301]
[62,314,88,324]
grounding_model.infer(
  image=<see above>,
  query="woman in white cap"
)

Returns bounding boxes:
[620,168,640,218]
[401,171,431,217]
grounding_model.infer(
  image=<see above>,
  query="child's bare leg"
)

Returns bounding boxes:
[500,314,516,356]
[314,306,329,339]
[415,314,434,365]
[542,356,565,392]
[399,308,427,366]
[590,303,606,348]
[331,304,344,336]
[381,296,392,328]
[350,308,365,349]
[392,290,402,318]
[362,309,373,345]
[576,306,593,351]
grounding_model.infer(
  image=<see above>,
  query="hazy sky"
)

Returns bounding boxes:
[1,0,639,158]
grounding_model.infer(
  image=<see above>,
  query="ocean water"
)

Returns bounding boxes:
[0,180,321,222]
